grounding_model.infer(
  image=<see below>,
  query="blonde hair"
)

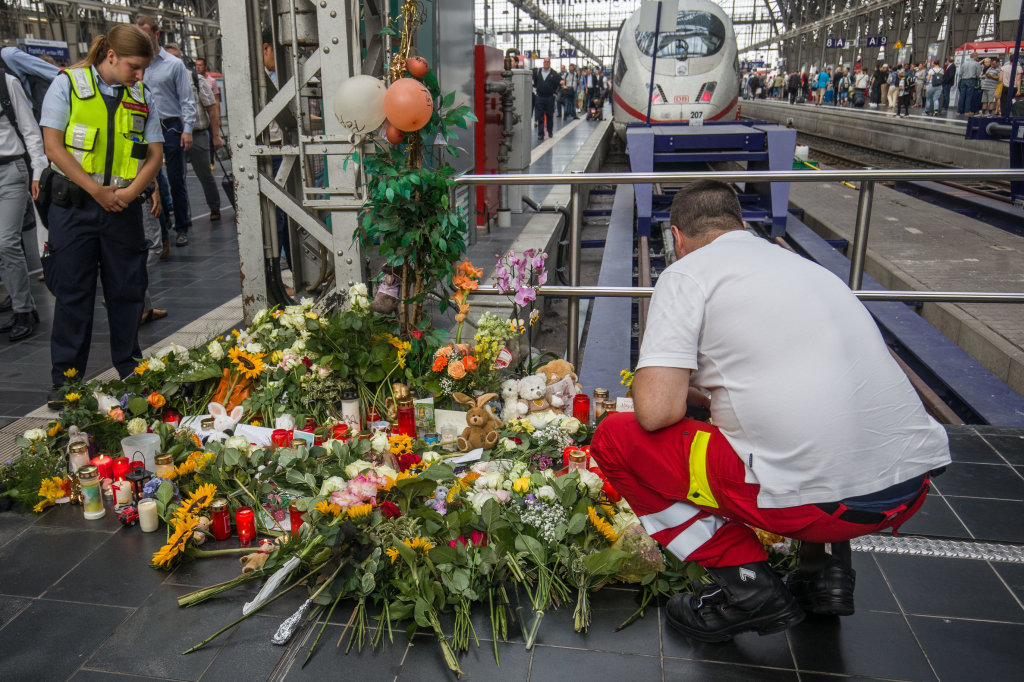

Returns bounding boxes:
[73,25,154,69]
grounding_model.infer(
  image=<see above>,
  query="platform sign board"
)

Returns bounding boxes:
[638,0,680,33]
[825,38,847,49]
[17,38,69,61]
[558,48,577,58]
[866,36,888,48]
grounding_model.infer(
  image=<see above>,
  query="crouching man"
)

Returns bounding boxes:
[590,180,950,642]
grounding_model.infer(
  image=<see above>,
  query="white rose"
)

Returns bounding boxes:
[94,392,119,413]
[126,418,148,435]
[467,490,503,513]
[421,451,443,465]
[350,283,368,298]
[224,435,250,452]
[207,340,224,360]
[23,428,47,442]
[536,485,558,502]
[344,459,373,478]
[274,414,297,430]
[319,476,346,496]
[246,342,263,354]
[373,465,399,480]
[499,437,518,451]
[147,358,165,372]
[612,509,641,534]
[577,469,604,498]
[475,471,504,490]
[369,431,389,454]
[561,417,582,435]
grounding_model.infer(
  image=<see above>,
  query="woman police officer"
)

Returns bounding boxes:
[39,25,163,404]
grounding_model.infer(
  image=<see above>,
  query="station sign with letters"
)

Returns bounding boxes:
[18,38,69,61]
[825,38,847,49]
[865,36,888,48]
[558,48,577,58]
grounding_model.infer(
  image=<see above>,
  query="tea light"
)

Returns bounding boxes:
[154,453,175,478]
[200,417,215,431]
[331,423,350,441]
[112,456,131,481]
[137,498,159,532]
[271,429,294,447]
[68,442,90,473]
[235,506,255,546]
[113,479,133,505]
[162,409,181,426]
[90,454,113,480]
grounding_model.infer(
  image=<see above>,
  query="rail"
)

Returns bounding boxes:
[453,169,1024,367]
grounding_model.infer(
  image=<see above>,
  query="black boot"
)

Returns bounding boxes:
[785,542,856,616]
[665,561,804,642]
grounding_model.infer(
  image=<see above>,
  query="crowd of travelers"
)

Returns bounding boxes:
[743,54,1022,118]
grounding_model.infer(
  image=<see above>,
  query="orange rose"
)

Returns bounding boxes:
[148,393,166,408]
[447,360,466,379]
[432,356,447,372]
[463,356,478,371]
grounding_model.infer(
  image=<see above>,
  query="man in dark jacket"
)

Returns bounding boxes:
[533,58,560,141]
[787,72,801,104]
[940,56,956,113]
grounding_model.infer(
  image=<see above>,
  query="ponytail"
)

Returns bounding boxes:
[72,25,154,69]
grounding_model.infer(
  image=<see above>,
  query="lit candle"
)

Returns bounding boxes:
[288,499,304,533]
[90,454,113,480]
[77,465,105,520]
[113,480,133,505]
[137,498,159,532]
[154,453,175,478]
[68,442,91,473]
[235,506,255,546]
[112,457,130,481]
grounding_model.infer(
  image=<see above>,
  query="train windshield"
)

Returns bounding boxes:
[634,11,726,60]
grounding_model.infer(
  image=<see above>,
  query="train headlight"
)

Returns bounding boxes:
[698,81,717,103]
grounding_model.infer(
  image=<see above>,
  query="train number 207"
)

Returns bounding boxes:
[689,111,704,127]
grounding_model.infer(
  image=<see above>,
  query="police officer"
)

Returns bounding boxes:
[39,25,164,405]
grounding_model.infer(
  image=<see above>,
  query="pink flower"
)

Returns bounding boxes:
[514,288,536,307]
[272,509,287,522]
[331,489,363,509]
[492,490,511,503]
[449,535,467,548]
[109,407,125,422]
[469,530,487,546]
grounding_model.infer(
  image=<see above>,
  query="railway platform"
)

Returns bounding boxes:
[739,98,1010,169]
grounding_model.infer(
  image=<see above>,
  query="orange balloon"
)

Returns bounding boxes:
[384,78,434,132]
[407,56,429,79]
[384,122,406,145]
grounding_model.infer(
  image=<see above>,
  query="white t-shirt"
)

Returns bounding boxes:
[637,230,950,508]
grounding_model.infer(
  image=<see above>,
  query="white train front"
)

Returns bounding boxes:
[611,0,740,136]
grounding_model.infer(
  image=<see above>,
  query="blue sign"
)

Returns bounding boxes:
[18,38,69,61]
[866,36,888,48]
[825,38,847,49]
[558,48,577,58]
[741,60,766,69]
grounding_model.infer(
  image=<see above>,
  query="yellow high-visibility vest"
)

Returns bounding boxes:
[63,66,150,187]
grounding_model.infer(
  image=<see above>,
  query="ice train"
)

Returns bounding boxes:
[611,0,740,137]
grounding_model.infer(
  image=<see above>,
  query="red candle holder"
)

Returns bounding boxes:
[572,394,591,423]
[235,506,255,547]
[210,499,232,541]
[90,455,113,480]
[162,409,181,426]
[271,429,294,448]
[111,456,130,481]
[304,417,316,431]
[288,499,304,533]
[331,423,350,441]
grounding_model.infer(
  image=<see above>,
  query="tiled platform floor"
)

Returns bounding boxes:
[1,424,1022,681]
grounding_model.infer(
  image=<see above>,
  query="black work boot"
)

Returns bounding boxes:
[785,547,856,616]
[665,561,805,642]
[47,386,64,411]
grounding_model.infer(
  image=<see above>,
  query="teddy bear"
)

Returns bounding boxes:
[535,359,581,414]
[518,374,560,428]
[500,378,526,423]
[453,392,501,452]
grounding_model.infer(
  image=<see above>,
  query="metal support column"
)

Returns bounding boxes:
[848,179,874,289]
[567,173,582,367]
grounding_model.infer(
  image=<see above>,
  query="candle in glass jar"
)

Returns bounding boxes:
[288,499,304,533]
[235,506,256,546]
[78,465,105,520]
[113,480,133,505]
[340,389,360,431]
[154,453,175,478]
[271,429,294,447]
[68,442,90,473]
[331,423,350,442]
[112,456,130,481]
[137,498,159,532]
[572,394,591,423]
[209,498,232,540]
[90,454,113,480]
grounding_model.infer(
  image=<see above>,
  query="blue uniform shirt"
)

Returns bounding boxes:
[40,65,164,143]
[0,46,60,97]
[141,48,197,133]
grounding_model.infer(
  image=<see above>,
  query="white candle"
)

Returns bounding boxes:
[137,499,159,532]
[113,480,133,505]
[69,451,91,473]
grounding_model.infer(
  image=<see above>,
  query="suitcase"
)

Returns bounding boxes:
[216,153,236,211]
[853,91,866,108]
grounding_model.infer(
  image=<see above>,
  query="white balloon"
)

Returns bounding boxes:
[332,75,388,134]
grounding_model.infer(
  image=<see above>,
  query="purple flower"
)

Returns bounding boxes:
[434,501,447,516]
[514,288,536,307]
[524,493,537,505]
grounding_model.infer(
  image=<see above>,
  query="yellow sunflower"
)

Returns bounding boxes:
[47,423,62,438]
[177,483,219,518]
[588,506,618,543]
[385,546,400,563]
[63,368,78,379]
[316,500,341,517]
[228,347,265,380]
[64,392,81,403]
[134,360,149,375]
[388,434,413,456]
[346,503,373,519]
[152,516,200,569]
[403,536,435,552]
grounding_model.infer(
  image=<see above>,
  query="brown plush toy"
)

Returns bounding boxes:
[453,392,500,452]
[536,359,582,392]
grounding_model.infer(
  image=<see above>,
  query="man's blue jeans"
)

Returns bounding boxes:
[957,79,977,114]
[161,119,191,234]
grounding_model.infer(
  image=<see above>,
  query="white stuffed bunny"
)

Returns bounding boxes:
[500,378,525,423]
[206,401,243,442]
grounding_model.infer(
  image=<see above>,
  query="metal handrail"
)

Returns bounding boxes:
[455,169,1024,366]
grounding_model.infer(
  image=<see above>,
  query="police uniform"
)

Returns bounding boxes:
[40,65,164,385]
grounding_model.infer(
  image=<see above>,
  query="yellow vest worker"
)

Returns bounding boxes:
[38,25,164,404]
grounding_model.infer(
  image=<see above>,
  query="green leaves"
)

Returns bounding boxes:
[127,396,149,416]
[583,549,631,579]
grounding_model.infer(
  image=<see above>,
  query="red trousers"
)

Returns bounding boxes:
[590,413,929,567]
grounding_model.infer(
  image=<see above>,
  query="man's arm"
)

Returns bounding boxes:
[177,62,197,150]
[632,366,691,432]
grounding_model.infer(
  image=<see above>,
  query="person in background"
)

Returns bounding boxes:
[135,14,196,247]
[533,57,560,141]
[940,56,956,113]
[886,64,901,111]
[925,60,944,115]
[556,64,568,119]
[870,62,885,107]
[39,25,163,407]
[853,67,870,107]
[1000,57,1023,116]
[896,64,914,117]
[0,45,60,119]
[980,56,1000,115]
[164,44,223,222]
[787,71,801,104]
[957,54,982,116]
[814,67,829,105]
[590,180,950,644]
[560,63,579,121]
[194,57,221,108]
[914,62,928,109]
[0,66,46,341]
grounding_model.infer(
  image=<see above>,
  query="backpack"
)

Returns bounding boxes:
[930,69,942,87]
[904,72,916,89]
[0,73,37,230]
[0,54,52,122]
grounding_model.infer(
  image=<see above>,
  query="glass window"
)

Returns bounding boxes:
[634,11,726,60]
